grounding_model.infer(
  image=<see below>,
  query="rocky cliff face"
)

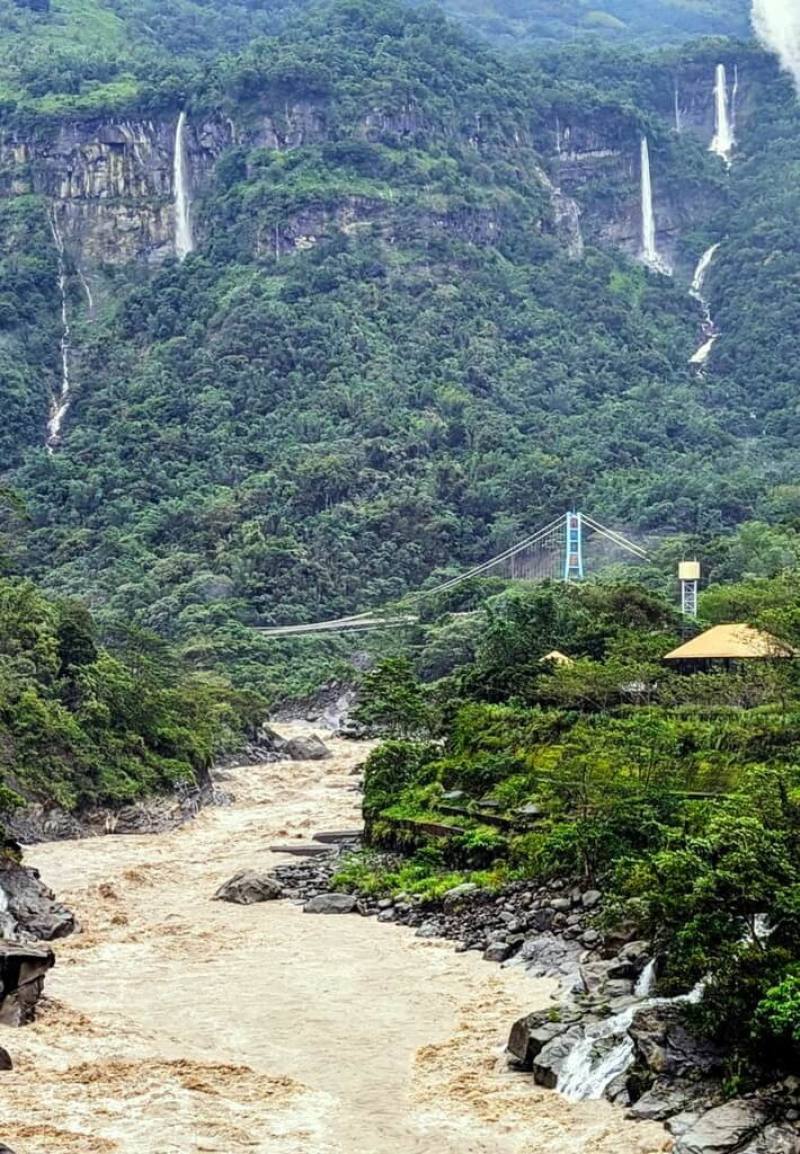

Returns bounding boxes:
[0,114,231,266]
[0,80,728,281]
[551,107,721,272]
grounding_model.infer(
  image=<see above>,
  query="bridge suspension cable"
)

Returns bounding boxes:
[255,510,651,637]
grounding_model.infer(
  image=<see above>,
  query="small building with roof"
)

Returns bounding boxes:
[663,623,796,670]
[540,649,574,666]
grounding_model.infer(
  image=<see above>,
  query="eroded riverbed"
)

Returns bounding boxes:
[0,726,669,1153]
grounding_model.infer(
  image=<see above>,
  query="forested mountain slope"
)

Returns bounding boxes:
[1,0,799,698]
[439,0,751,47]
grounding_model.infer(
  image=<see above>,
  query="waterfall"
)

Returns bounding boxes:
[752,1,800,94]
[640,138,670,275]
[77,266,94,318]
[689,242,721,367]
[634,958,657,998]
[674,84,682,134]
[173,110,194,260]
[558,1005,638,1101]
[710,64,734,164]
[558,980,706,1102]
[46,212,71,451]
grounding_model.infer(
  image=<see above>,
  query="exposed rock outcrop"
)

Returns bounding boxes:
[0,941,55,1025]
[0,863,77,941]
[214,870,282,905]
[0,114,230,266]
[284,734,331,761]
[6,775,228,845]
[630,1003,726,1078]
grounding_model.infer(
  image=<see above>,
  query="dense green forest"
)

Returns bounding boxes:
[0,573,263,826]
[0,0,796,707]
[440,0,751,47]
[344,572,800,1075]
[0,0,797,710]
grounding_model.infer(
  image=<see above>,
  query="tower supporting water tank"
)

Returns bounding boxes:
[679,560,701,618]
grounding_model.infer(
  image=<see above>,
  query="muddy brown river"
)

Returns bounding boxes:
[0,725,669,1153]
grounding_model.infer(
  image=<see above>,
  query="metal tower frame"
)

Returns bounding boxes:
[564,511,585,582]
[679,561,700,619]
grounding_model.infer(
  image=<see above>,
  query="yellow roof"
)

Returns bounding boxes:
[664,624,795,661]
[540,649,574,666]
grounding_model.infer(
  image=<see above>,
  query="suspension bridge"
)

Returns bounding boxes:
[257,511,650,637]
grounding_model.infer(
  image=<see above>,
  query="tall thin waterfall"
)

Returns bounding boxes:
[710,64,734,164]
[46,212,71,451]
[674,84,682,133]
[640,138,670,275]
[173,110,194,260]
[689,242,721,367]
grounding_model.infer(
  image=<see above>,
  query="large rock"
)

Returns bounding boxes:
[630,1003,725,1078]
[507,1008,579,1069]
[284,735,331,761]
[303,893,357,914]
[519,932,583,981]
[442,883,478,911]
[0,941,55,1025]
[533,1025,583,1089]
[0,866,77,941]
[213,870,282,905]
[673,1100,770,1154]
[739,1122,800,1154]
[628,1078,720,1123]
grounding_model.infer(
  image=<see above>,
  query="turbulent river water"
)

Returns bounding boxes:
[0,725,668,1154]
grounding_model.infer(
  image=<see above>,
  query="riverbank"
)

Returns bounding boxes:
[0,725,668,1154]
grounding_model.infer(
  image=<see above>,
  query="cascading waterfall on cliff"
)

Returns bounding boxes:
[46,212,71,451]
[640,137,670,275]
[753,0,800,93]
[173,110,194,260]
[689,242,721,367]
[710,64,735,164]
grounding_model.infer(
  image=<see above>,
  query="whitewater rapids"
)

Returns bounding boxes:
[0,724,668,1154]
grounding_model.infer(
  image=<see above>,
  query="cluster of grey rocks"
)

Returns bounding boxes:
[216,848,800,1154]
[510,986,799,1153]
[0,854,79,1089]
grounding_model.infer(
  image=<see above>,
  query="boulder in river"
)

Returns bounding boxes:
[0,941,55,1025]
[0,865,77,941]
[507,1008,581,1070]
[627,1077,720,1123]
[284,734,331,761]
[532,1025,584,1089]
[303,893,357,914]
[213,871,282,905]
